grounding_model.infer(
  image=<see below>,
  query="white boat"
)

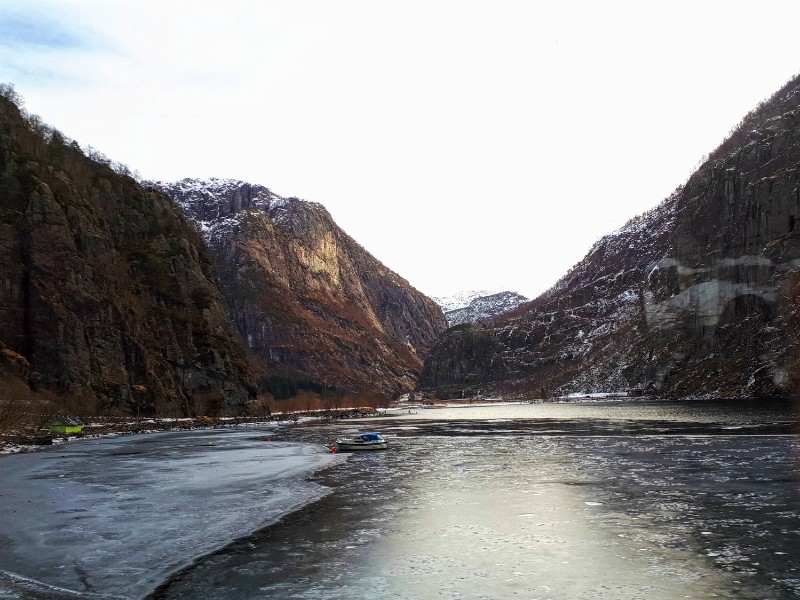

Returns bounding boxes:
[334,432,388,452]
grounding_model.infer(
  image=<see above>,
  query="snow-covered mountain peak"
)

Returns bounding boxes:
[434,290,495,313]
[435,290,530,326]
[149,178,282,224]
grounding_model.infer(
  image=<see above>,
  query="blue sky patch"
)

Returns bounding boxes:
[0,13,88,50]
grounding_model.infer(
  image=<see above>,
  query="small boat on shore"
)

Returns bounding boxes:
[334,432,388,452]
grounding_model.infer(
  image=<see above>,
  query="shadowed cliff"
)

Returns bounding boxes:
[420,74,800,400]
[0,95,254,415]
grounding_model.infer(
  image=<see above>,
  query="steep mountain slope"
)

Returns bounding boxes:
[0,96,254,415]
[436,290,530,326]
[420,74,800,400]
[152,178,447,396]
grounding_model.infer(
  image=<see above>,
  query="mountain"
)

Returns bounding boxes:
[434,290,494,313]
[151,178,447,397]
[0,94,254,416]
[420,74,800,400]
[435,291,530,326]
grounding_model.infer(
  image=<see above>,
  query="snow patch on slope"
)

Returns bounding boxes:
[149,177,311,244]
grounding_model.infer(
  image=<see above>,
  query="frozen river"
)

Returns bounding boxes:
[1,400,799,599]
[0,428,341,599]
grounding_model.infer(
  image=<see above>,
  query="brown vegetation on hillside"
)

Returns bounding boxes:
[256,390,390,416]
[154,178,447,398]
[0,85,254,419]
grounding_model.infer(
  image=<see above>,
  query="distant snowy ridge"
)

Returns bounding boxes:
[433,290,494,313]
[435,290,530,326]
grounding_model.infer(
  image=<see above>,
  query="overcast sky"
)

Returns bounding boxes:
[1,1,798,300]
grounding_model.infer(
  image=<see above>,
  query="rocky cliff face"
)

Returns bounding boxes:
[435,291,530,326]
[0,96,254,415]
[152,178,447,396]
[420,75,800,400]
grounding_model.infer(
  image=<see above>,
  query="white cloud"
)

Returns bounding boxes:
[2,0,799,298]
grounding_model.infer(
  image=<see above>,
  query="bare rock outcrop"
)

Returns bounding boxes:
[153,178,447,396]
[0,97,254,415]
[421,74,800,400]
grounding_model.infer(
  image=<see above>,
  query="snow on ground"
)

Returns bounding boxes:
[0,428,343,599]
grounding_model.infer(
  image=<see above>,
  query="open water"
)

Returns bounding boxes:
[153,399,800,599]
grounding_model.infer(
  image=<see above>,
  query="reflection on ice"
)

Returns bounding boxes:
[1,401,799,600]
[157,409,800,599]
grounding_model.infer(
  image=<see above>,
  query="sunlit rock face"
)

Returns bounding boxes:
[152,179,447,396]
[420,75,800,400]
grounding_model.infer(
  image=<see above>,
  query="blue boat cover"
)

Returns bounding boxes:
[360,433,384,441]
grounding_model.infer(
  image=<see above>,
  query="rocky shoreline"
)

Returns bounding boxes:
[0,407,390,454]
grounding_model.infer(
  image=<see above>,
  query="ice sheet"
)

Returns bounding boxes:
[0,428,341,599]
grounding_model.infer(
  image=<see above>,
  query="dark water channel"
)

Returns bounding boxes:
[153,400,800,600]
